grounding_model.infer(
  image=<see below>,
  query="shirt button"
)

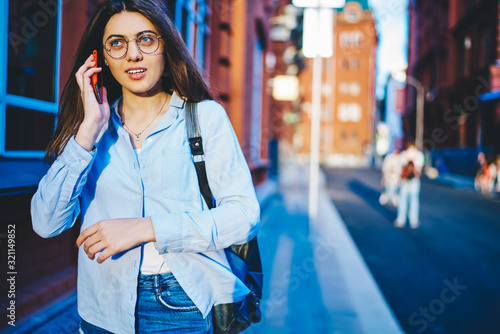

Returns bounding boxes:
[147,138,152,143]
[80,159,87,165]
[168,254,173,259]
[186,282,192,286]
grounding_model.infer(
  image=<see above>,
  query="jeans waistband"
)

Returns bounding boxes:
[138,271,177,288]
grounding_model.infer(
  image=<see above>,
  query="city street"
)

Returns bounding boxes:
[324,167,500,334]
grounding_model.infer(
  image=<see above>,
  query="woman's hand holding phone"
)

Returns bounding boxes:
[75,52,110,151]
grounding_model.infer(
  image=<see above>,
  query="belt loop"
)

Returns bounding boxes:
[153,274,161,295]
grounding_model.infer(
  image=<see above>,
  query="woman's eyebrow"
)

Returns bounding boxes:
[137,30,157,36]
[105,30,158,40]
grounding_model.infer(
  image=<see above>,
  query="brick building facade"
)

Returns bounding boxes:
[295,0,377,164]
[406,0,500,175]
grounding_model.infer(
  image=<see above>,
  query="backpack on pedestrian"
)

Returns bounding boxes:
[401,161,416,180]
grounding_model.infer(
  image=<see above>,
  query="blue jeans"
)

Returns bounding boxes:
[385,183,399,204]
[80,272,212,334]
[397,178,421,224]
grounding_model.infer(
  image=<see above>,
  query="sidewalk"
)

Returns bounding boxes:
[2,159,403,334]
[249,159,402,334]
[425,171,475,190]
[424,171,500,198]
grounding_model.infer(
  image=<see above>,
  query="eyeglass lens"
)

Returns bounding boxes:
[105,33,160,59]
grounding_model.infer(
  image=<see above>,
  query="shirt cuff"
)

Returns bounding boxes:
[150,213,184,253]
[60,136,97,174]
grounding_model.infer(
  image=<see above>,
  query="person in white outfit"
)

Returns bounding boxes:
[380,148,402,207]
[395,143,425,228]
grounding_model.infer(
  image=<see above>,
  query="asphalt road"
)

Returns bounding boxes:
[324,167,500,334]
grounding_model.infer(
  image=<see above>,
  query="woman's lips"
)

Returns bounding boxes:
[126,68,147,80]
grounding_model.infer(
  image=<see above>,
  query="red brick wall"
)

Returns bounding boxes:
[0,193,78,328]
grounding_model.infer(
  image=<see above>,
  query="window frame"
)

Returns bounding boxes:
[250,36,264,163]
[173,0,208,69]
[0,0,63,159]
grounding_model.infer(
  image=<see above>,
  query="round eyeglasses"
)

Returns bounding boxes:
[103,32,163,59]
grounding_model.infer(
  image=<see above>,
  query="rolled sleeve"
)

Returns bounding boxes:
[31,136,97,238]
[151,213,183,253]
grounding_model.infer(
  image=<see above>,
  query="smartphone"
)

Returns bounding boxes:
[92,50,103,104]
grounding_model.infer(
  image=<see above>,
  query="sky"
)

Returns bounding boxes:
[367,0,409,100]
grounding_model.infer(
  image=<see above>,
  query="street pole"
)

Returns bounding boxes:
[293,0,345,227]
[308,55,322,225]
[406,76,424,150]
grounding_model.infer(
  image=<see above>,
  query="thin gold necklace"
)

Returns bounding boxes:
[121,95,168,142]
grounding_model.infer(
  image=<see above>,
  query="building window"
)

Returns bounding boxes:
[340,32,350,48]
[341,58,349,70]
[339,31,363,48]
[462,35,471,76]
[2,0,62,158]
[346,10,358,22]
[321,83,332,97]
[349,81,361,96]
[166,0,176,19]
[340,130,347,142]
[339,81,361,96]
[322,129,330,147]
[6,106,55,151]
[250,37,263,163]
[350,57,360,70]
[482,33,492,67]
[325,58,331,70]
[338,103,362,122]
[344,2,362,23]
[351,131,358,142]
[351,31,363,47]
[339,81,349,94]
[171,0,209,69]
[321,104,330,121]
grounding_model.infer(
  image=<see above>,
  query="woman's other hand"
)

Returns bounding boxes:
[75,53,110,151]
[75,218,156,264]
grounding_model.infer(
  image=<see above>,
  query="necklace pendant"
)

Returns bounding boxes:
[135,135,140,142]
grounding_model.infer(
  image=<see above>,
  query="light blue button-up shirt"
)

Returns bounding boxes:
[31,92,260,333]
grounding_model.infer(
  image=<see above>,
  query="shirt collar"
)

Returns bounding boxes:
[169,91,186,114]
[110,97,123,132]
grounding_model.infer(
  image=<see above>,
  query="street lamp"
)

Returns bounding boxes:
[293,0,345,225]
[395,72,424,151]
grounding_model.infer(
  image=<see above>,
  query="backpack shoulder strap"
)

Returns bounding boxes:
[185,102,215,209]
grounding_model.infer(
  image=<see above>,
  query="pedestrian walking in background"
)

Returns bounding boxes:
[395,142,424,229]
[30,1,260,333]
[494,155,500,192]
[486,155,500,193]
[474,152,490,193]
[379,148,402,207]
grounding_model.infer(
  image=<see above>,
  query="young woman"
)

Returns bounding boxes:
[31,1,260,333]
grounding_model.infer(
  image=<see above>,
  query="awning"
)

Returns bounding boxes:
[479,89,500,102]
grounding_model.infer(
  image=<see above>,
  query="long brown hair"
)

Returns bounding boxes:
[45,0,214,163]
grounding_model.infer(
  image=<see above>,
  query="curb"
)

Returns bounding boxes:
[0,289,77,334]
[255,178,281,213]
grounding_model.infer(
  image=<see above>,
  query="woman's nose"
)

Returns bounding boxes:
[126,40,143,61]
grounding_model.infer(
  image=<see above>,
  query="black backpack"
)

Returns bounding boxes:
[185,102,263,334]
